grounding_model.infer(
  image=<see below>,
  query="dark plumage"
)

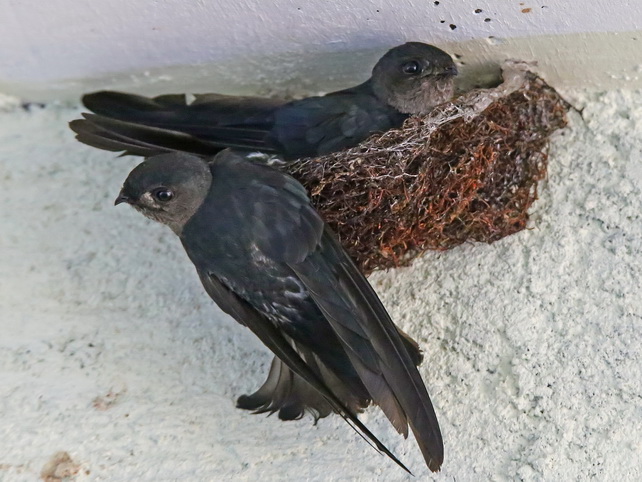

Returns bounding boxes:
[114,150,444,472]
[71,42,456,161]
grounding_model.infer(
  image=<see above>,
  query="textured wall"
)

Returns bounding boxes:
[1,0,641,100]
[1,90,641,481]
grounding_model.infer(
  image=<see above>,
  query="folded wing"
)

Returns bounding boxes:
[222,155,443,471]
[196,270,411,473]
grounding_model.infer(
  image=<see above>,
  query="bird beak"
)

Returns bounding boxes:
[444,65,458,76]
[114,190,132,206]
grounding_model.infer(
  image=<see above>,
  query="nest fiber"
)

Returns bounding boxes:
[287,62,570,273]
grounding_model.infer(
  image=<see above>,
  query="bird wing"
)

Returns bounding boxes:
[71,91,284,157]
[195,269,411,474]
[70,114,237,157]
[71,87,406,160]
[290,228,444,472]
[208,156,443,471]
[271,88,406,157]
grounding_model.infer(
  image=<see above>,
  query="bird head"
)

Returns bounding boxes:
[371,42,457,115]
[115,152,212,234]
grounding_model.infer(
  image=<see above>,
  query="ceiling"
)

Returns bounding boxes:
[1,0,641,100]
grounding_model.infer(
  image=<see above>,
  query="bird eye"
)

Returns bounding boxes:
[401,60,422,75]
[152,188,174,202]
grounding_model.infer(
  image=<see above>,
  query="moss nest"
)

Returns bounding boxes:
[286,62,570,273]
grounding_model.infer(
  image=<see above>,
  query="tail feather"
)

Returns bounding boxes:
[82,91,173,117]
[81,90,282,130]
[237,356,332,420]
[237,337,371,421]
[74,90,292,157]
[70,115,229,157]
[70,118,172,156]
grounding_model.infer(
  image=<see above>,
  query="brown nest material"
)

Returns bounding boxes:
[286,61,570,274]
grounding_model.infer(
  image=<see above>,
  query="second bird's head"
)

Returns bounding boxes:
[115,152,213,234]
[371,42,457,115]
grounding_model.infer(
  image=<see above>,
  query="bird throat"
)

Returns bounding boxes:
[383,76,455,115]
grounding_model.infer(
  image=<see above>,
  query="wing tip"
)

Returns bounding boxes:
[427,456,443,473]
[417,437,444,472]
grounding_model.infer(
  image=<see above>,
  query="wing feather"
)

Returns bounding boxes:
[219,155,443,471]
[196,271,411,474]
[291,229,444,471]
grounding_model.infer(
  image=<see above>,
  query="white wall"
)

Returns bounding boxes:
[1,0,641,100]
[2,90,642,481]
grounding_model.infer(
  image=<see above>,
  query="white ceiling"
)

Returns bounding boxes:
[1,0,641,100]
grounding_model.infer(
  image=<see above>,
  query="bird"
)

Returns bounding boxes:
[71,42,457,161]
[114,150,444,472]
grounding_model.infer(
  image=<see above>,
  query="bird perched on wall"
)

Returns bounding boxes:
[70,42,456,161]
[114,150,444,472]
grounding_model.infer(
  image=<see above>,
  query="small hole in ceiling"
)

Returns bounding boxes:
[474,8,482,14]
[485,18,492,22]
[449,24,457,30]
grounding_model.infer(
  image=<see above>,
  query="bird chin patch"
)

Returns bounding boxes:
[131,204,167,224]
[417,76,455,112]
[391,76,455,115]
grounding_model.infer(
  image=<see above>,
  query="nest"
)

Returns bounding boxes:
[287,62,570,273]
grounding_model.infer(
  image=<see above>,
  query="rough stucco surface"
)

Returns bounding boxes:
[1,89,642,480]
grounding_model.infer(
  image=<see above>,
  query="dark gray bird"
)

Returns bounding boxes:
[71,42,456,161]
[114,150,444,472]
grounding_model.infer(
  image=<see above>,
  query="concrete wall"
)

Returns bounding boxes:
[1,0,641,100]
